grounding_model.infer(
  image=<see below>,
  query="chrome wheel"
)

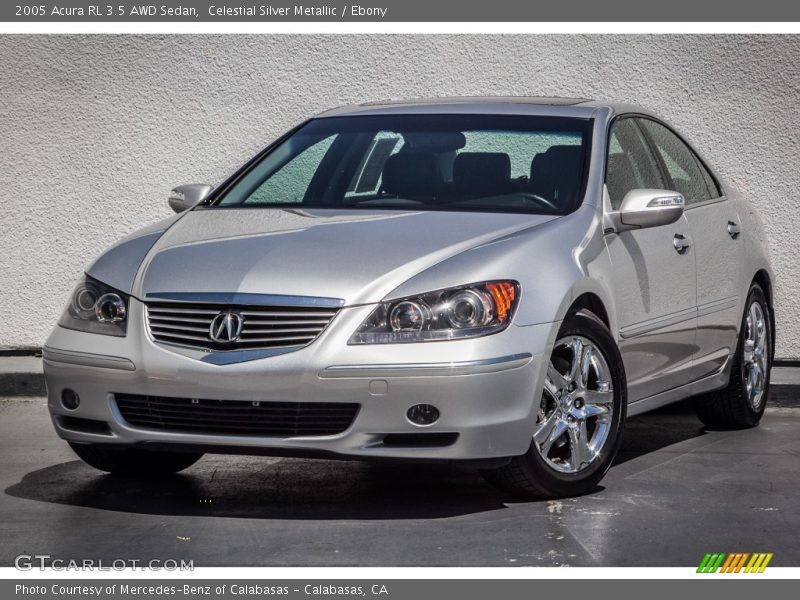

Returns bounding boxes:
[743,301,768,410]
[534,336,614,474]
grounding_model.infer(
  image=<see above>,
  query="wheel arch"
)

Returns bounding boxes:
[552,279,618,340]
[567,292,611,329]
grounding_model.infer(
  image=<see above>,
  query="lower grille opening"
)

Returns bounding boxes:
[56,415,112,436]
[114,394,359,438]
[381,432,459,448]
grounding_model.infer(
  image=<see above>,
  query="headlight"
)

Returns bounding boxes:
[349,281,519,344]
[58,275,129,337]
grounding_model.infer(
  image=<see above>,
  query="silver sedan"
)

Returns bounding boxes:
[44,97,774,498]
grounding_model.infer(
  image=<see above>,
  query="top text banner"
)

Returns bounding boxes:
[4,0,800,22]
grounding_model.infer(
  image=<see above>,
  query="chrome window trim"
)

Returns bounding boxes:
[682,194,729,211]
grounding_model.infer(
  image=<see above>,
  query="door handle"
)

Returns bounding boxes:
[727,220,741,239]
[673,233,691,254]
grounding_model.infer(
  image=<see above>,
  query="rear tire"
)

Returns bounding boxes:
[482,309,626,499]
[693,284,772,429]
[69,443,202,476]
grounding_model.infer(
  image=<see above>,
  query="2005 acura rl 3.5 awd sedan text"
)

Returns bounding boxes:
[44,97,775,498]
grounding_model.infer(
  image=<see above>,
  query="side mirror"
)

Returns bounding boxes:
[608,189,685,232]
[168,184,213,213]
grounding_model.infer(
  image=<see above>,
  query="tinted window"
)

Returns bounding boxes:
[213,115,593,215]
[638,119,712,204]
[696,155,722,199]
[606,118,665,210]
[247,135,336,204]
[460,130,582,179]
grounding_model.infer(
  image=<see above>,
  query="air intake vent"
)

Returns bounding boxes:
[115,394,360,437]
[55,415,112,436]
[145,302,338,351]
[381,432,459,448]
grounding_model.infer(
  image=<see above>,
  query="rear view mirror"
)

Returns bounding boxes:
[608,189,685,232]
[168,184,213,213]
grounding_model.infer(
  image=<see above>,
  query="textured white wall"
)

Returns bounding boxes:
[1,35,799,357]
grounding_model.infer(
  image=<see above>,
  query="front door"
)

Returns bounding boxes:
[604,117,698,402]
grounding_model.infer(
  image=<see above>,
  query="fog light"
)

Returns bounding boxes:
[406,404,440,426]
[61,388,80,410]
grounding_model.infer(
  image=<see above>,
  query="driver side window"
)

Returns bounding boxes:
[606,118,665,210]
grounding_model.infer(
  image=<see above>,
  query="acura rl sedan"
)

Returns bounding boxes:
[44,97,774,498]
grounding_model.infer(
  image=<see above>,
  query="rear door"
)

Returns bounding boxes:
[638,119,742,379]
[604,117,698,402]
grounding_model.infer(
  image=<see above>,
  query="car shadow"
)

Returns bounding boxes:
[5,403,705,520]
[5,457,510,520]
[614,399,707,465]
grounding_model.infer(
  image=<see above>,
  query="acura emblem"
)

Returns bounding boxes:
[209,311,244,343]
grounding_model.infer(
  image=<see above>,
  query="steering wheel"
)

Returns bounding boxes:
[520,193,560,212]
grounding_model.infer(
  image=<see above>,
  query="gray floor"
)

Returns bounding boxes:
[1,397,798,567]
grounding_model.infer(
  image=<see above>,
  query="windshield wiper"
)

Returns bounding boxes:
[343,198,425,207]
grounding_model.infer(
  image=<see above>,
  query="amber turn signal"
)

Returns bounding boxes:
[486,281,517,322]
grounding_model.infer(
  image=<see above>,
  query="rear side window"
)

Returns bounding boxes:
[605,118,665,210]
[638,120,717,203]
[696,155,722,199]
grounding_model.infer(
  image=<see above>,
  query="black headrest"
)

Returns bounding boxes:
[382,153,438,199]
[403,131,466,153]
[529,145,584,205]
[453,152,511,197]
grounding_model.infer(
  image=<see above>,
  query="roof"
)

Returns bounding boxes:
[358,96,592,107]
[315,97,654,120]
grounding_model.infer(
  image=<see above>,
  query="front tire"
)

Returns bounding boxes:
[69,443,203,476]
[693,283,772,429]
[482,309,626,499]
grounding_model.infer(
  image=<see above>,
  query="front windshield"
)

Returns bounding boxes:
[211,114,592,214]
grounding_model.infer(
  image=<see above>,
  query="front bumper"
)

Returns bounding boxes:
[44,299,557,461]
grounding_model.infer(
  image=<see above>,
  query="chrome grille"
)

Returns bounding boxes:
[146,302,339,351]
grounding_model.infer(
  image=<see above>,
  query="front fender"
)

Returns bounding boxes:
[384,205,615,334]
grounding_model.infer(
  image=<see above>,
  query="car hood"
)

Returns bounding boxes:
[131,208,558,305]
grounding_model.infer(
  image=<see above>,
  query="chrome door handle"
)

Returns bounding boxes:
[727,220,741,239]
[673,234,691,254]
